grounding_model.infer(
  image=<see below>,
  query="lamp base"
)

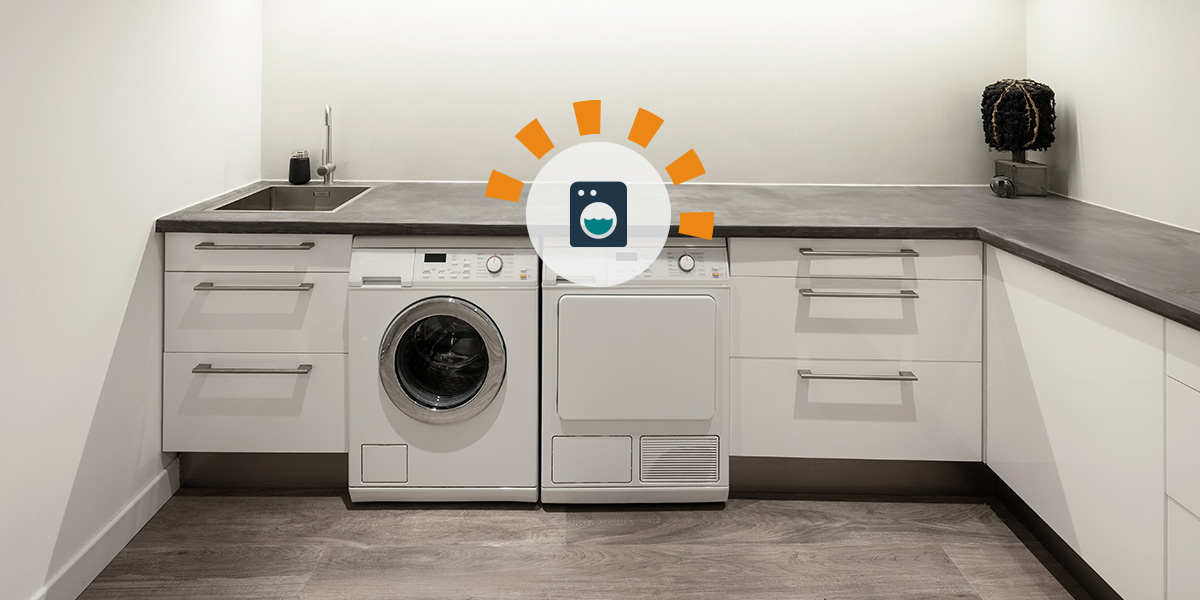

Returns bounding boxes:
[994,159,1048,196]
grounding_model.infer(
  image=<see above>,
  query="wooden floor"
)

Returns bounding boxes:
[79,490,1090,600]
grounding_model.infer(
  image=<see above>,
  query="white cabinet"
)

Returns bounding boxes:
[985,246,1165,600]
[166,233,352,272]
[729,238,981,280]
[164,271,348,353]
[1169,499,1200,599]
[732,277,981,361]
[1167,321,1200,599]
[1167,377,1200,516]
[731,358,981,460]
[1168,320,1200,394]
[163,233,351,453]
[163,352,347,452]
[729,238,982,461]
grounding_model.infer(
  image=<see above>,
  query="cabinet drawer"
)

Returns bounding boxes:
[166,233,351,272]
[731,358,981,460]
[732,277,981,361]
[729,238,981,280]
[1168,376,1200,515]
[1169,500,1200,600]
[165,271,348,353]
[1168,321,1200,392]
[163,352,346,452]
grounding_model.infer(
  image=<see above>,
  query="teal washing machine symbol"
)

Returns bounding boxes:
[569,181,627,247]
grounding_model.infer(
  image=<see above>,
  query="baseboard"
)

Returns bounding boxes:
[993,478,1121,600]
[34,457,180,600]
[730,456,998,497]
[181,452,347,488]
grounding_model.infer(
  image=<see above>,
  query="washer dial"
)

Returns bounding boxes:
[486,255,504,273]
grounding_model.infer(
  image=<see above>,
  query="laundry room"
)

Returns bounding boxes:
[4,1,1200,599]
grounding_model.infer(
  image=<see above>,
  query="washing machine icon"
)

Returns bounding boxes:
[569,181,627,248]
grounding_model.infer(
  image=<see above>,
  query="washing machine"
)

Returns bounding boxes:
[541,238,730,503]
[348,237,539,502]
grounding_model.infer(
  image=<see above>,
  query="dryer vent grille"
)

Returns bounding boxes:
[639,436,720,483]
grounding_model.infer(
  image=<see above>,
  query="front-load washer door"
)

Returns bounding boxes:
[379,296,506,425]
[557,294,716,421]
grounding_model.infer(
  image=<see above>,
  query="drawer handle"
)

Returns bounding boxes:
[194,241,316,251]
[798,369,918,382]
[193,282,315,292]
[798,248,919,257]
[192,363,313,375]
[360,276,405,286]
[800,288,918,299]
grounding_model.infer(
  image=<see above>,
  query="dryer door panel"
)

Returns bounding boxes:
[557,294,716,421]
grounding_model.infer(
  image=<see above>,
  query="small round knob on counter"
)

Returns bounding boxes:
[678,254,696,272]
[486,255,504,273]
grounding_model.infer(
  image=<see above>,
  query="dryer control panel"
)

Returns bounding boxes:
[412,249,539,286]
[545,245,729,286]
[658,248,728,280]
[616,248,728,282]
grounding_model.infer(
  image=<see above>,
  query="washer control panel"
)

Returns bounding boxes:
[413,249,538,284]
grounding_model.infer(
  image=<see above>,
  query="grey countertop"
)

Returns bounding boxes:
[156,181,1200,331]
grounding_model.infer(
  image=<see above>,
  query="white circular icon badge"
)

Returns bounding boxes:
[526,142,669,287]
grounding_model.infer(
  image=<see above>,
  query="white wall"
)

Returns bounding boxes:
[1028,0,1200,231]
[0,2,262,599]
[261,0,1025,184]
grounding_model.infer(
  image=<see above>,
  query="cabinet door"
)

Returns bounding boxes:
[985,246,1165,600]
[166,233,352,272]
[1168,500,1200,600]
[729,238,982,280]
[732,277,981,361]
[163,352,346,452]
[1167,320,1200,393]
[732,358,981,460]
[164,271,348,353]
[1167,377,1200,516]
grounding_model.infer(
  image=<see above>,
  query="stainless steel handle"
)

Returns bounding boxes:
[798,369,918,382]
[800,288,918,299]
[194,241,315,251]
[798,248,919,257]
[194,282,314,292]
[192,363,312,375]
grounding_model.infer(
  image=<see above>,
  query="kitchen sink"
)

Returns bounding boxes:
[212,185,370,212]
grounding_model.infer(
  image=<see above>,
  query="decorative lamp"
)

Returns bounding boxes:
[981,78,1055,197]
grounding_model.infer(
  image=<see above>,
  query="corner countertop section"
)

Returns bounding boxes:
[156,181,1200,331]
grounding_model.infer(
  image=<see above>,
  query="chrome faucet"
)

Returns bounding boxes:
[316,105,336,184]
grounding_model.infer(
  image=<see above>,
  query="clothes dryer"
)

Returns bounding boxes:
[541,239,730,503]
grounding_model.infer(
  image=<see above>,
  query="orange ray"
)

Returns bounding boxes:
[627,108,664,148]
[678,212,715,240]
[665,149,705,185]
[515,119,554,159]
[485,170,523,202]
[573,100,601,135]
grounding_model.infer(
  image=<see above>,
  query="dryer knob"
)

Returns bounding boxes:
[486,255,504,274]
[678,254,696,272]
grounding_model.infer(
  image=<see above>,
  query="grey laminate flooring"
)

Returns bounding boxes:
[79,490,1088,600]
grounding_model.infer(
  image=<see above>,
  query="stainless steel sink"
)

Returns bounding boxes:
[212,186,369,212]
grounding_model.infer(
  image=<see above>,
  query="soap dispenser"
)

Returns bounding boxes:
[288,150,311,185]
